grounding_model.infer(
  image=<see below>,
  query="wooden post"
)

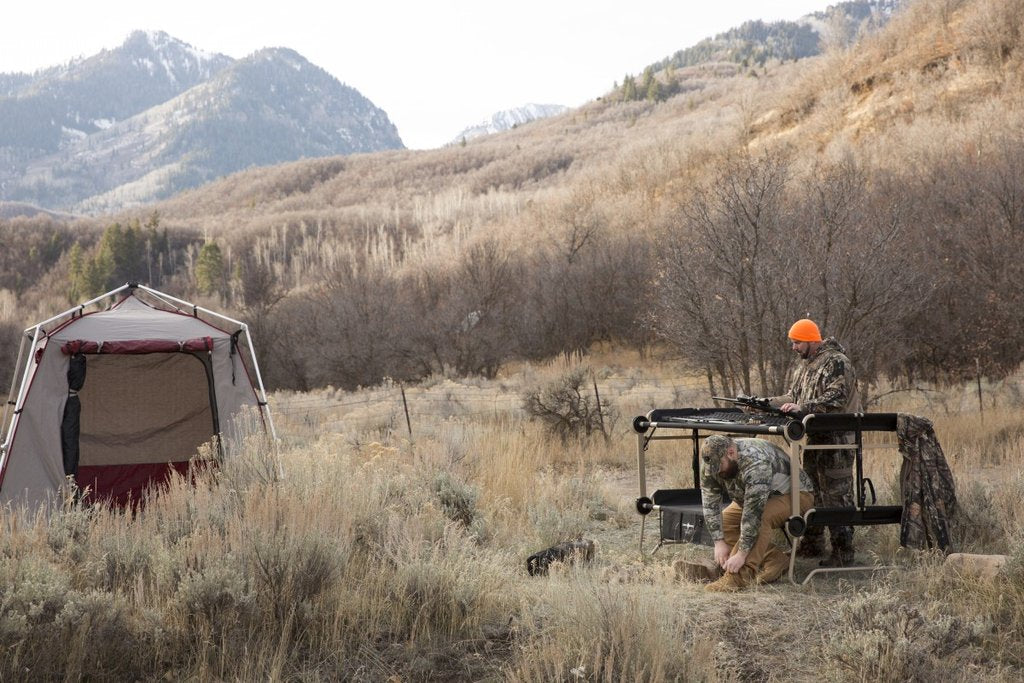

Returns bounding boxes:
[975,358,984,422]
[400,383,413,439]
[592,373,607,441]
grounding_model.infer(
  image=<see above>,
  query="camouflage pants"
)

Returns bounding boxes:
[802,432,855,551]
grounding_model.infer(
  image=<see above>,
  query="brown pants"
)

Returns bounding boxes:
[722,492,814,574]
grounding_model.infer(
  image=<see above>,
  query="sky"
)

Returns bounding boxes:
[2,1,837,150]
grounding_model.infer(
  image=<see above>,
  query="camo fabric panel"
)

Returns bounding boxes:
[897,414,957,551]
[701,438,814,552]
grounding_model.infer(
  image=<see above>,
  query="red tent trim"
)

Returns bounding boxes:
[61,337,214,355]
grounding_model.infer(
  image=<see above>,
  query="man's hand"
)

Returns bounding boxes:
[780,402,802,414]
[714,540,731,568]
[723,549,749,574]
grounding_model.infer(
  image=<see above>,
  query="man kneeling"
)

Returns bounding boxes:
[700,434,815,591]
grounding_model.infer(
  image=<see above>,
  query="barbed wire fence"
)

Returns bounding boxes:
[265,371,1021,443]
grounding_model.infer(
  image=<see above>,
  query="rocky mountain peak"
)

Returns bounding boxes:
[453,103,568,144]
[0,32,403,213]
[117,30,230,84]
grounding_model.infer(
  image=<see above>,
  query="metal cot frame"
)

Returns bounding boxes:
[632,407,903,585]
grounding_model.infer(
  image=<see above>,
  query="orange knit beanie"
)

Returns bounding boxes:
[788,318,822,342]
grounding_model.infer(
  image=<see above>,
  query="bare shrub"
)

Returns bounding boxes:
[952,481,1008,552]
[896,130,1024,382]
[431,470,479,528]
[522,367,614,443]
[790,158,924,386]
[247,530,341,623]
[961,0,1024,67]
[650,147,797,395]
[518,243,648,361]
[304,259,405,389]
[401,239,524,379]
[174,558,254,625]
[652,148,929,395]
[818,589,988,681]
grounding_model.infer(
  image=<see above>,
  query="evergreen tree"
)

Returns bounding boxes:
[641,67,656,101]
[96,221,147,288]
[83,252,113,298]
[621,75,638,102]
[664,63,679,98]
[195,241,225,296]
[646,78,661,102]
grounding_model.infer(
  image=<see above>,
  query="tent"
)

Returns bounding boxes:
[0,284,277,508]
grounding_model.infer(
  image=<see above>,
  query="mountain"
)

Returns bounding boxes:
[0,31,403,213]
[0,31,233,154]
[451,104,569,144]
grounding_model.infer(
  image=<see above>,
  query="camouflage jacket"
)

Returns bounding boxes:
[773,337,857,414]
[897,414,957,551]
[701,438,815,552]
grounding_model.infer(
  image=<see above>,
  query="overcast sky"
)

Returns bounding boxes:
[2,1,836,149]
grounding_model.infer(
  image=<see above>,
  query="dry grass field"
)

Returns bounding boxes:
[4,1,1024,679]
[2,352,1023,681]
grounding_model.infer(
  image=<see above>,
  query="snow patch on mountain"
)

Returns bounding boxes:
[452,103,568,144]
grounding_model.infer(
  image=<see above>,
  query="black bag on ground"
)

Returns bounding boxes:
[526,538,595,576]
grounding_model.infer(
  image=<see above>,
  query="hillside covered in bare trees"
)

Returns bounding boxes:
[3,0,1023,398]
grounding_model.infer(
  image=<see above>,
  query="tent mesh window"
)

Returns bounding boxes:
[75,353,218,504]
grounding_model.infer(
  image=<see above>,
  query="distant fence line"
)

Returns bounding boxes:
[267,375,1016,441]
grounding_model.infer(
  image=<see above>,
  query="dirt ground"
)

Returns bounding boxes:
[578,462,918,680]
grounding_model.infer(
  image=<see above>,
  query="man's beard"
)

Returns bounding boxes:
[719,459,739,479]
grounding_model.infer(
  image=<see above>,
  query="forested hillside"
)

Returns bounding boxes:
[2,0,1022,398]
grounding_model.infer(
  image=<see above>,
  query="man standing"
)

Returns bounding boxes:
[700,434,815,592]
[769,318,858,567]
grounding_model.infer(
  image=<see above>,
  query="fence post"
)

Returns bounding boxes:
[400,383,413,439]
[975,357,984,422]
[592,372,607,441]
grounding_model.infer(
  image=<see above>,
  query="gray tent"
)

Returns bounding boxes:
[0,284,276,508]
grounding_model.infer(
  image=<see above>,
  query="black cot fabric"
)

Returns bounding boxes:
[60,353,86,477]
[60,396,81,477]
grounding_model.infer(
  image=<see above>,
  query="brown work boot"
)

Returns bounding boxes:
[674,557,724,583]
[705,569,753,592]
[819,547,856,567]
[755,548,790,585]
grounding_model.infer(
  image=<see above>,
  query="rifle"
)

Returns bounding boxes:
[711,394,803,419]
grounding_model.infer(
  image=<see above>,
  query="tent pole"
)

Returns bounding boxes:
[136,285,248,329]
[0,325,43,473]
[30,284,133,332]
[240,325,282,477]
[1,330,30,446]
[135,285,191,315]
